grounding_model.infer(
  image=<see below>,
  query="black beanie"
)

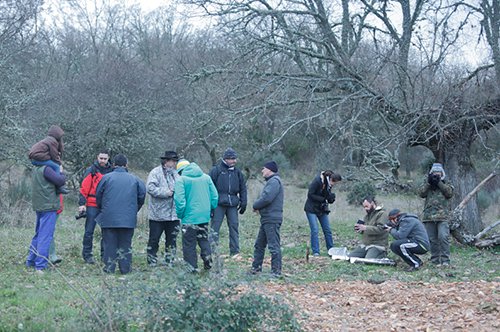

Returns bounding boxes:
[263,161,278,173]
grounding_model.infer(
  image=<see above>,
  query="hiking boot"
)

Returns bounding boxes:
[248,267,262,275]
[405,265,420,272]
[203,258,212,270]
[50,258,62,265]
[84,257,96,264]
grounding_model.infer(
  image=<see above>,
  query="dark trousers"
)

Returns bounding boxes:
[182,223,211,270]
[82,206,103,261]
[102,228,134,274]
[252,223,282,275]
[390,239,428,268]
[147,220,180,264]
[210,205,240,255]
[26,211,57,270]
[424,221,450,264]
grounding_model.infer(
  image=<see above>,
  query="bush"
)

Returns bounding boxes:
[91,271,301,332]
[346,181,376,205]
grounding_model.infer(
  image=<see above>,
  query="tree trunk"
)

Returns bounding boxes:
[444,144,484,236]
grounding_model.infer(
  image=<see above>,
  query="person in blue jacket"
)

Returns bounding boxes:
[174,159,219,272]
[95,154,146,274]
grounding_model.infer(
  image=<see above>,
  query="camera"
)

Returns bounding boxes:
[75,211,87,220]
[428,173,441,186]
[356,220,365,225]
[320,202,330,214]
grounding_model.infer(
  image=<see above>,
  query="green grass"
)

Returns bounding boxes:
[0,180,498,331]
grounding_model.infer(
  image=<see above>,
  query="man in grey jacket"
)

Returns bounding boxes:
[250,161,284,278]
[146,151,180,266]
[386,209,430,272]
[95,154,146,274]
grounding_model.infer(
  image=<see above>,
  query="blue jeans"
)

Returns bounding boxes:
[82,206,103,261]
[102,228,134,274]
[31,159,60,173]
[306,212,334,255]
[26,211,57,270]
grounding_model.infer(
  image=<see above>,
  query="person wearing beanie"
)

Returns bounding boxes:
[174,160,219,272]
[95,154,146,274]
[385,209,430,272]
[249,161,284,278]
[303,170,342,257]
[28,125,69,194]
[145,150,180,267]
[78,149,113,264]
[418,162,454,266]
[209,148,248,257]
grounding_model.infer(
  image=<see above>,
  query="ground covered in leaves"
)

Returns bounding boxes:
[261,280,499,331]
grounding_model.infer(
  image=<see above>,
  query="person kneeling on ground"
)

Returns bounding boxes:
[385,209,430,272]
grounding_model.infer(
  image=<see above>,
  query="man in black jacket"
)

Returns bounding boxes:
[95,154,146,274]
[209,148,247,257]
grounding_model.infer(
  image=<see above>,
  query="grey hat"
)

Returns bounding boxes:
[388,209,401,218]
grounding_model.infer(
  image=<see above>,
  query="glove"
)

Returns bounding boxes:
[239,205,246,215]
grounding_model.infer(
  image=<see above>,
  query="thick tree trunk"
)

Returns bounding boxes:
[444,145,484,236]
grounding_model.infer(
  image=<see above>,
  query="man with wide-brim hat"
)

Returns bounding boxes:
[145,150,180,266]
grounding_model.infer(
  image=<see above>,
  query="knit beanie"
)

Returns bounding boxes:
[223,148,238,159]
[263,161,278,173]
[176,159,190,173]
[429,163,446,180]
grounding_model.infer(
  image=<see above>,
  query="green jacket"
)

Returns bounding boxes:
[361,206,389,248]
[174,163,218,225]
[418,179,453,222]
[31,166,60,212]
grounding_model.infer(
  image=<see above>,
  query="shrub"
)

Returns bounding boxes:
[346,181,376,205]
[91,271,301,332]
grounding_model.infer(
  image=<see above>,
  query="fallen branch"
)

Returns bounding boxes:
[474,220,500,241]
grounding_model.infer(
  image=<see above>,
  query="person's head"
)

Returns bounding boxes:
[388,208,401,225]
[113,154,128,168]
[362,195,377,213]
[96,149,110,167]
[262,161,278,178]
[47,125,64,141]
[176,159,190,175]
[429,163,446,180]
[222,148,238,167]
[323,170,342,186]
[161,150,179,169]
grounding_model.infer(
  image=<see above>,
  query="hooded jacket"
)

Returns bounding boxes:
[147,165,179,221]
[28,125,64,164]
[95,167,146,228]
[389,213,430,251]
[174,163,218,225]
[253,173,284,224]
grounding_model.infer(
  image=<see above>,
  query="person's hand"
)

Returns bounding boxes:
[238,204,246,215]
[166,189,174,197]
[78,205,86,213]
[354,224,366,232]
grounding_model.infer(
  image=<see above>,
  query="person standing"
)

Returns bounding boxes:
[26,162,66,274]
[385,209,430,272]
[95,154,146,274]
[418,163,454,266]
[146,150,180,266]
[349,196,389,259]
[250,161,284,278]
[303,170,341,257]
[174,159,219,272]
[78,149,113,264]
[209,148,248,257]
